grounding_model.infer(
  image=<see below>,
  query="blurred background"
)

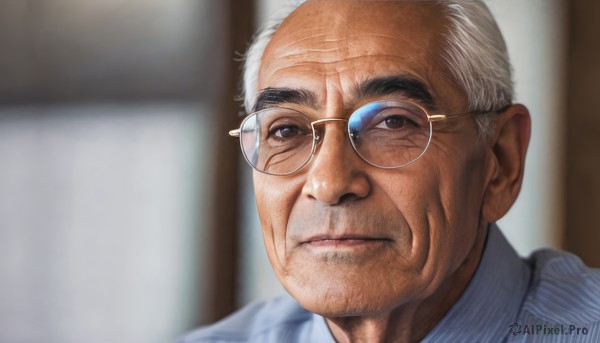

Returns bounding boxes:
[0,0,598,342]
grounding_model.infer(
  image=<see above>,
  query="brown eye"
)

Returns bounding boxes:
[270,125,302,139]
[383,116,407,129]
[375,115,416,130]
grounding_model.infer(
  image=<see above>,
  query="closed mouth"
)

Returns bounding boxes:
[303,235,394,244]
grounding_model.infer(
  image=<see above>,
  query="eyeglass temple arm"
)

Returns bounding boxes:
[427,111,482,122]
[427,113,471,122]
[427,112,477,123]
[427,114,449,122]
[229,129,240,137]
[428,105,511,122]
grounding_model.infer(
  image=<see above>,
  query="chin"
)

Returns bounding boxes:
[283,271,419,317]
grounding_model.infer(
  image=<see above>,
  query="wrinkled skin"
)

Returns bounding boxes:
[252,1,531,341]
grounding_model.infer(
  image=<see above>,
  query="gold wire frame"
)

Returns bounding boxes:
[229,100,481,175]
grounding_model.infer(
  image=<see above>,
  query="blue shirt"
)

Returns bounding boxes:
[177,224,600,342]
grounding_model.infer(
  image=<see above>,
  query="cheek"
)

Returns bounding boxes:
[374,171,448,276]
[377,142,487,279]
[253,173,304,275]
[422,140,488,269]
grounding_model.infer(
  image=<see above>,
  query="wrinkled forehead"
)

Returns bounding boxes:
[276,0,446,41]
[259,0,453,106]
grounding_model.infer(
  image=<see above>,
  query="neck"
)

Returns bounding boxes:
[325,225,488,343]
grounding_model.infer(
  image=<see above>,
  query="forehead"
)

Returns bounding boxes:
[259,0,453,106]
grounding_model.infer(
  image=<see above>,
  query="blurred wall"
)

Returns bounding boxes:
[564,0,600,267]
[0,104,212,343]
[0,0,223,102]
[0,1,229,342]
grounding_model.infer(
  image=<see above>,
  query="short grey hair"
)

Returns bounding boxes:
[242,0,513,138]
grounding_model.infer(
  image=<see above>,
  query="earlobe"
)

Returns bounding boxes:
[481,104,531,222]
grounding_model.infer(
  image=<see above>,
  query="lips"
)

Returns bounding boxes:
[287,204,401,248]
[302,234,394,244]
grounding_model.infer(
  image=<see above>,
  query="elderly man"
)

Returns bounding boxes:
[179,0,600,342]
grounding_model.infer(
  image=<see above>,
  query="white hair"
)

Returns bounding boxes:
[242,0,513,137]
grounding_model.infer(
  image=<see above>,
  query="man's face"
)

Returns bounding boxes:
[254,0,495,316]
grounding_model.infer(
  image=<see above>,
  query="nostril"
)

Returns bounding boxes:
[338,192,359,204]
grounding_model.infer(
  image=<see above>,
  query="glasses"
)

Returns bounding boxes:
[229,99,478,176]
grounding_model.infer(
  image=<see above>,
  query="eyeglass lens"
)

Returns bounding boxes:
[239,100,433,175]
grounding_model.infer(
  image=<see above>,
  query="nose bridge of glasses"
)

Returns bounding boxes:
[310,118,348,142]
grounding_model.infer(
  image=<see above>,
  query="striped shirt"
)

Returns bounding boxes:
[177,224,600,342]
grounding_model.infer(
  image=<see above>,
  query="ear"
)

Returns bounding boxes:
[481,104,531,222]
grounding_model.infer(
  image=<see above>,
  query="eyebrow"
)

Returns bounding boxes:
[253,88,318,112]
[354,75,437,111]
[252,75,437,113]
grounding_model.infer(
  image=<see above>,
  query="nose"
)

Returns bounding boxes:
[301,122,370,205]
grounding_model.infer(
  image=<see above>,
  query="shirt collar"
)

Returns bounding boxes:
[422,223,532,341]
